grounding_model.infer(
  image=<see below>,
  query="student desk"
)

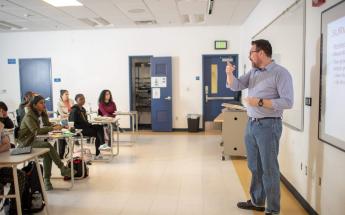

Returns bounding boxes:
[90,117,120,162]
[36,130,83,190]
[0,148,50,215]
[115,111,138,144]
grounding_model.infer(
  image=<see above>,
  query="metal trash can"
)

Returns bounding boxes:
[187,114,200,132]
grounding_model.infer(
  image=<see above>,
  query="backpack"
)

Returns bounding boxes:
[21,161,45,214]
[73,148,92,164]
[65,157,89,180]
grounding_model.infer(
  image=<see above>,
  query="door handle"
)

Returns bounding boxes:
[207,96,234,100]
[165,96,172,101]
[205,86,209,102]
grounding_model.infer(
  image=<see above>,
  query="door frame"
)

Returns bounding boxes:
[128,55,153,129]
[201,54,236,130]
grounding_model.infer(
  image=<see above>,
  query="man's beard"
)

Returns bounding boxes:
[251,61,258,69]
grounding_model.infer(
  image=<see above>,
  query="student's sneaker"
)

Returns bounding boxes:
[44,179,53,191]
[94,154,103,160]
[98,143,111,151]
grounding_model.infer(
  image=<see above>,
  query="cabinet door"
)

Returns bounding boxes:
[150,57,172,131]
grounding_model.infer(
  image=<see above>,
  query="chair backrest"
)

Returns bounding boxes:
[98,109,103,116]
[14,126,20,139]
[16,109,22,126]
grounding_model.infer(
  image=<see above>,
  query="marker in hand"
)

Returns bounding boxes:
[226,61,236,75]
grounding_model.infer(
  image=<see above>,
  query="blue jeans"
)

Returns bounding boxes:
[245,118,282,214]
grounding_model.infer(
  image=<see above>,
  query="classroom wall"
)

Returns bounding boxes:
[0,26,240,128]
[240,0,345,214]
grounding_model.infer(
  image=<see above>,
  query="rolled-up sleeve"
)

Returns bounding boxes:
[271,70,294,110]
[226,72,251,91]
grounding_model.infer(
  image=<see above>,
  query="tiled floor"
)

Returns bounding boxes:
[44,132,306,215]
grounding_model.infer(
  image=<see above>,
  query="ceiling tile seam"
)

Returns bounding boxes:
[109,1,136,26]
[6,0,70,29]
[75,3,103,22]
[142,0,157,23]
[242,0,260,25]
[228,0,240,25]
[174,0,183,24]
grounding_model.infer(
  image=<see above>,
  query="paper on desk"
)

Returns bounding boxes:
[221,103,246,111]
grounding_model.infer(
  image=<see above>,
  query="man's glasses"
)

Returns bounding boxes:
[249,49,260,55]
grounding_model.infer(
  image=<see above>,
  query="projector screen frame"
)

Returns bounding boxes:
[319,0,345,153]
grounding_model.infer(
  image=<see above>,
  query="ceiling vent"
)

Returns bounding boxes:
[94,17,110,26]
[78,17,112,27]
[134,20,157,25]
[0,21,24,30]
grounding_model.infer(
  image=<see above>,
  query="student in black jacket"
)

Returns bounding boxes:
[69,94,105,159]
[0,101,14,129]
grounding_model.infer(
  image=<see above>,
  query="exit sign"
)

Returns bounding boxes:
[214,40,228,50]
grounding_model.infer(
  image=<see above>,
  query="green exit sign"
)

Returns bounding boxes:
[214,40,227,50]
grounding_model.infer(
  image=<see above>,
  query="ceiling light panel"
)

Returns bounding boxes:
[42,0,83,7]
[9,0,52,8]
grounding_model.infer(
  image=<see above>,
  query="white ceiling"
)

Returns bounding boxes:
[0,0,260,32]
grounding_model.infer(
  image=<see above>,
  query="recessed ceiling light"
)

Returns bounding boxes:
[42,0,83,7]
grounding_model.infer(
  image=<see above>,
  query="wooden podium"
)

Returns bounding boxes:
[215,109,247,159]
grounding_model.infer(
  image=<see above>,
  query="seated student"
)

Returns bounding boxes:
[17,95,73,191]
[69,94,105,159]
[55,90,74,159]
[17,91,36,126]
[98,89,117,117]
[0,121,26,214]
[98,89,118,149]
[57,89,74,119]
[0,101,14,129]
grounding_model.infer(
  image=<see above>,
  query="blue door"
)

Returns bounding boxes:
[150,57,172,131]
[19,58,53,111]
[202,55,239,122]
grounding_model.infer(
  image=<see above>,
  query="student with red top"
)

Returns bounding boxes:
[98,89,116,117]
[98,90,119,150]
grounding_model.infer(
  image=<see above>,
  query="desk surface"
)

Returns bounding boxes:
[115,111,137,115]
[0,148,49,165]
[214,112,224,123]
[91,117,119,123]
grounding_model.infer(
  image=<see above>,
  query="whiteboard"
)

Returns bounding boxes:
[253,0,305,131]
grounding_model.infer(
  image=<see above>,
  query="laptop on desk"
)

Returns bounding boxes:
[10,146,32,155]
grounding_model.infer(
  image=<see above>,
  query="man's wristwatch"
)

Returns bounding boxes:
[258,98,264,107]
